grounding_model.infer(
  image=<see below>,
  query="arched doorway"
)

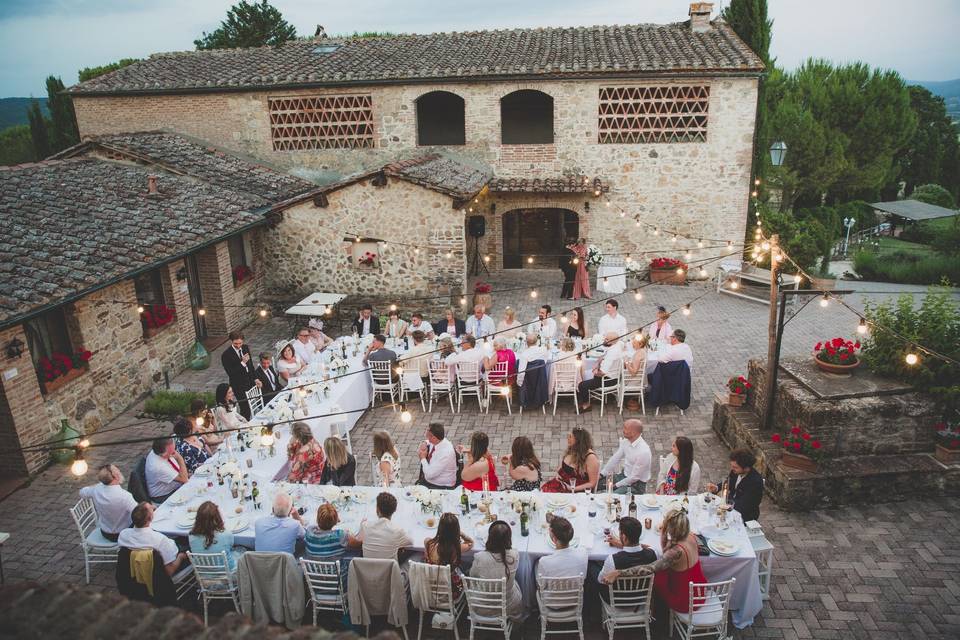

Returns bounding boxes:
[502,208,579,269]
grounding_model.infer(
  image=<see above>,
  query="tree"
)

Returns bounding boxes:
[194,0,297,50]
[892,86,960,200]
[911,184,957,210]
[0,125,37,166]
[45,76,79,152]
[78,58,142,83]
[27,99,50,160]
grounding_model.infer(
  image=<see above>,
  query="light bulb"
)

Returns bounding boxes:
[774,253,784,263]
[389,303,397,312]
[730,280,739,290]
[819,296,829,308]
[530,290,538,298]
[761,241,771,252]
[905,352,918,366]
[751,190,758,197]
[137,305,145,314]
[198,308,206,316]
[500,386,511,396]
[259,308,268,317]
[726,240,733,247]
[634,291,643,301]
[561,315,568,324]
[603,277,609,284]
[324,306,332,315]
[414,248,420,255]
[625,254,632,262]
[71,457,88,477]
[484,255,491,263]
[78,438,91,448]
[400,405,412,423]
[606,200,611,208]
[260,428,275,447]
[635,220,641,227]
[671,235,678,243]
[754,178,761,186]
[682,304,691,316]
[619,211,625,218]
[395,366,404,376]
[459,297,467,305]
[196,416,204,427]
[697,239,703,249]
[698,267,707,278]
[446,251,453,259]
[355,235,361,243]
[572,257,579,265]
[676,268,684,276]
[653,228,660,236]
[857,319,868,335]
[527,256,534,264]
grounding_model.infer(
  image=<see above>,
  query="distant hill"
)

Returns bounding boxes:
[909,79,960,126]
[0,97,49,130]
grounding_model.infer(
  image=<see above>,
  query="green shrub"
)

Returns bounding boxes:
[143,390,216,418]
[853,250,960,284]
[911,183,957,210]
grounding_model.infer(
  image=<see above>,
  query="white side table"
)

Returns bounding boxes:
[750,534,775,599]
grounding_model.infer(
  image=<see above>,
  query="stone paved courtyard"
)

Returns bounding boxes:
[1,271,957,638]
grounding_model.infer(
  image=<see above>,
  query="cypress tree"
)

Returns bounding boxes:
[27,99,50,160]
[45,76,79,152]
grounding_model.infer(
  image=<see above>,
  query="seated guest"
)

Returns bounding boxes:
[445,335,485,382]
[363,334,397,372]
[417,422,457,489]
[564,307,587,339]
[406,312,435,339]
[304,503,361,562]
[597,299,628,337]
[624,334,651,377]
[542,428,600,493]
[517,333,549,386]
[597,516,657,594]
[357,492,412,559]
[706,448,763,522]
[254,492,305,554]
[400,330,433,379]
[293,327,321,366]
[79,464,137,542]
[502,436,542,491]
[173,416,210,474]
[373,430,403,487]
[599,419,651,495]
[659,330,693,370]
[466,304,496,338]
[433,308,466,338]
[459,431,499,491]
[656,436,701,495]
[644,306,674,341]
[320,437,356,486]
[558,337,576,354]
[576,332,624,412]
[497,307,521,333]
[470,521,523,620]
[528,305,557,339]
[189,501,244,571]
[308,319,334,352]
[213,383,248,432]
[255,352,284,404]
[276,342,305,384]
[145,437,188,503]
[287,422,325,484]
[483,336,517,386]
[424,512,474,598]
[383,308,408,340]
[437,336,456,359]
[118,502,188,576]
[537,517,588,580]
[608,510,706,615]
[352,304,380,337]
[188,398,221,451]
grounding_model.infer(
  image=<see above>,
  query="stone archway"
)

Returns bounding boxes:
[501,208,579,269]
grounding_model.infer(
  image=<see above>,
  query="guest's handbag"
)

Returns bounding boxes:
[695,533,710,556]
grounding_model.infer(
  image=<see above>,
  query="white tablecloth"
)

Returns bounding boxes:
[596,265,627,294]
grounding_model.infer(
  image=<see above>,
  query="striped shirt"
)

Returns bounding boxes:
[304,527,347,560]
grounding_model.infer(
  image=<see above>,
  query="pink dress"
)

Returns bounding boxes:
[569,244,592,300]
[492,349,517,386]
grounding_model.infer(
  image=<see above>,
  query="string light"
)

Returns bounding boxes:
[560,315,568,324]
[260,425,275,447]
[389,303,397,312]
[726,240,733,248]
[682,304,691,316]
[625,254,632,263]
[684,251,692,261]
[697,239,703,249]
[459,296,467,306]
[729,280,740,290]
[136,305,144,314]
[530,290,538,299]
[198,308,206,316]
[499,386,511,396]
[400,403,412,423]
[484,255,491,263]
[324,306,332,315]
[70,448,88,476]
[259,308,268,317]
[820,294,830,308]
[634,291,643,301]
[676,267,685,276]
[635,220,641,227]
[446,251,454,259]
[619,211,625,218]
[857,319,868,335]
[527,256,534,264]
[572,257,579,265]
[653,228,660,236]
[78,438,90,449]
[395,366,404,376]
[603,277,609,285]
[698,267,707,278]
[355,235,361,243]
[761,241,771,252]
[754,178,761,186]
[905,352,919,366]
[414,248,420,255]
[751,190,759,198]
[671,235,678,243]
[606,200,611,208]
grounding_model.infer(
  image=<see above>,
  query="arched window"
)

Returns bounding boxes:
[500,90,554,144]
[416,91,466,145]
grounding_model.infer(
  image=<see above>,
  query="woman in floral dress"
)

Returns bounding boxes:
[566,238,592,300]
[287,422,326,484]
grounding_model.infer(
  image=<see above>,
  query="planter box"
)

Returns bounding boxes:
[814,357,860,375]
[780,451,818,473]
[935,444,960,465]
[728,392,746,406]
[650,268,686,285]
[41,367,86,395]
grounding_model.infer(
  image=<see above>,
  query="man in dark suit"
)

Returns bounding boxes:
[706,448,764,523]
[254,352,283,405]
[559,239,576,299]
[220,331,259,419]
[352,304,380,337]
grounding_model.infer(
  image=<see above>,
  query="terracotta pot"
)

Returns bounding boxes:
[814,356,860,375]
[41,367,86,395]
[650,268,686,286]
[728,392,746,406]
[935,444,960,465]
[473,293,492,312]
[780,451,818,473]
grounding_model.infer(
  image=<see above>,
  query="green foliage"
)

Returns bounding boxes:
[861,288,960,416]
[78,58,142,83]
[893,86,960,200]
[910,183,957,210]
[195,0,297,50]
[336,31,396,38]
[27,99,50,159]
[44,76,78,153]
[143,390,217,418]
[0,97,48,129]
[757,204,832,273]
[853,250,960,284]
[0,125,36,166]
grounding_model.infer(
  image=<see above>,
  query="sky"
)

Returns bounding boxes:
[1,0,958,97]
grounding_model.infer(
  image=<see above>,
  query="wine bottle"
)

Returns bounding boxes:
[628,493,637,518]
[461,487,470,515]
[520,504,529,537]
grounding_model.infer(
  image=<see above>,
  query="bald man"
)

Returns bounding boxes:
[600,419,652,494]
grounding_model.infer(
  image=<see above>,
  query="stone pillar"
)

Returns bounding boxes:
[0,326,51,476]
[195,242,233,339]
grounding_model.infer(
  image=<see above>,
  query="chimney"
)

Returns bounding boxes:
[689,2,714,33]
[147,174,159,195]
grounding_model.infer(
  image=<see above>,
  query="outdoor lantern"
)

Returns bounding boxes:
[769,141,787,167]
[5,337,24,359]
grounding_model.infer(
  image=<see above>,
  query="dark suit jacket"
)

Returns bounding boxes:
[722,468,764,523]
[352,314,381,337]
[221,344,256,393]
[255,364,283,404]
[559,246,576,272]
[432,318,466,337]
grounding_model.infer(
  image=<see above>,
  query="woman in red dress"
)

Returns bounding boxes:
[541,428,600,492]
[566,238,592,300]
[460,431,500,491]
[286,422,326,484]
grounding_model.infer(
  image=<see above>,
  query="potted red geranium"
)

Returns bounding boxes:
[772,425,823,472]
[141,304,177,338]
[232,264,254,284]
[473,281,493,311]
[813,337,861,374]
[727,375,751,406]
[357,251,377,267]
[649,257,688,285]
[934,421,960,464]
[38,348,93,393]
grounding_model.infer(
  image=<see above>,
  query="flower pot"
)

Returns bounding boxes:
[814,357,860,375]
[650,269,686,286]
[935,444,960,465]
[473,293,492,312]
[728,392,746,406]
[780,451,818,472]
[41,366,86,395]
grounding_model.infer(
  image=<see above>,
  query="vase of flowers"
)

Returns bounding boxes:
[357,251,378,268]
[648,257,688,285]
[813,337,861,374]
[772,426,823,472]
[727,375,751,406]
[473,281,493,311]
[934,421,960,464]
[586,245,604,268]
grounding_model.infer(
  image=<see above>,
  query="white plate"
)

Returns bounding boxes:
[707,539,740,556]
[226,516,249,533]
[167,494,190,506]
[421,517,440,529]
[641,496,659,509]
[176,514,196,529]
[193,467,211,477]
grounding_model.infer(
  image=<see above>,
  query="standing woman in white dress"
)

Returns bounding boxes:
[645,306,674,342]
[276,343,305,385]
[372,430,403,486]
[213,383,248,434]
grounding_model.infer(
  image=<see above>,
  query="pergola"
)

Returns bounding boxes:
[870,199,959,235]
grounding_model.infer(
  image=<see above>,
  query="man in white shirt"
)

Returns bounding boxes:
[528,305,557,339]
[145,437,188,503]
[465,304,496,338]
[517,333,549,386]
[80,464,138,542]
[358,493,413,560]
[292,327,321,365]
[400,329,434,378]
[417,423,458,489]
[600,419,652,494]
[406,312,435,339]
[445,335,485,382]
[118,502,188,576]
[537,517,588,580]
[576,332,624,411]
[659,329,693,372]
[254,492,306,554]
[597,299,628,338]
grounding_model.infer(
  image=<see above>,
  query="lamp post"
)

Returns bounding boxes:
[842,217,856,257]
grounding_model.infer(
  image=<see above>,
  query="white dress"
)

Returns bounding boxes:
[276,356,303,380]
[214,405,247,431]
[375,452,403,487]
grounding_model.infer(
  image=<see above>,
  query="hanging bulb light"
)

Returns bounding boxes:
[530,290,538,299]
[78,438,91,449]
[697,239,703,249]
[137,305,145,314]
[260,425,275,447]
[676,267,685,276]
[355,235,361,243]
[400,403,412,423]
[653,228,660,236]
[619,211,625,218]
[730,280,740,290]
[761,241,771,252]
[682,304,691,316]
[751,190,759,198]
[459,296,467,306]
[198,308,206,316]
[527,256,534,264]
[634,291,643,301]
[635,219,641,227]
[395,366,404,377]
[500,386,511,396]
[754,178,761,186]
[414,247,420,255]
[71,448,88,477]
[389,303,397,312]
[726,240,733,248]
[560,314,568,324]
[698,267,707,278]
[905,352,919,366]
[572,257,579,265]
[857,319,868,335]
[671,235,678,243]
[603,276,609,285]
[259,308,268,317]
[625,253,632,263]
[484,255,491,263]
[324,306,332,315]
[774,252,784,263]
[446,250,454,259]
[819,294,830,308]
[605,200,611,208]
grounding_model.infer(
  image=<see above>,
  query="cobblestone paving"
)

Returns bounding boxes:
[1,272,957,638]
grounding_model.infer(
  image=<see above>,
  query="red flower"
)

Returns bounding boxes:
[854,341,861,349]
[802,432,811,440]
[811,441,821,449]
[814,342,822,351]
[840,353,849,361]
[934,422,946,430]
[793,442,802,451]
[772,434,782,443]
[951,439,960,448]
[79,350,92,361]
[745,382,752,389]
[790,426,801,435]
[783,441,791,449]
[832,338,843,348]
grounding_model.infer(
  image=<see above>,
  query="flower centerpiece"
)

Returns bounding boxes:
[772,425,823,472]
[726,375,752,406]
[934,420,960,464]
[649,257,688,285]
[232,264,254,284]
[357,251,377,267]
[473,281,493,311]
[38,349,93,389]
[141,304,176,336]
[586,245,604,268]
[813,337,861,374]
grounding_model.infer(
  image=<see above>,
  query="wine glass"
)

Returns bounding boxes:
[568,478,577,494]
